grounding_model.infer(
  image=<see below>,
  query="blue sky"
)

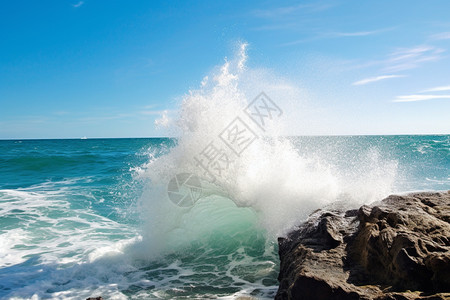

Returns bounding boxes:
[1,0,449,139]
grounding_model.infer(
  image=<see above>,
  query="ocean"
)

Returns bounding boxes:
[0,135,449,299]
[1,45,449,299]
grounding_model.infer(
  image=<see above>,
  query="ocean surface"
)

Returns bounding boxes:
[0,136,449,299]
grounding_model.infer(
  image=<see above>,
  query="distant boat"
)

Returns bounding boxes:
[81,136,87,140]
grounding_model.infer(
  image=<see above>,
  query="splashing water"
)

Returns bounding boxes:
[137,43,397,244]
[0,43,404,299]
[127,42,400,298]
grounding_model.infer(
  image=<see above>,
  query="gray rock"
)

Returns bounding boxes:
[276,191,450,300]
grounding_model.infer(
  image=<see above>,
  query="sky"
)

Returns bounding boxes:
[1,0,450,139]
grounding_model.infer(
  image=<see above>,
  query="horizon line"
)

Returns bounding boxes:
[1,133,449,141]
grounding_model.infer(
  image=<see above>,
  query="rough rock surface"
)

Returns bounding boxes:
[276,191,450,300]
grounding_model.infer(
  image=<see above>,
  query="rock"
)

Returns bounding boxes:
[86,297,103,300]
[276,191,450,300]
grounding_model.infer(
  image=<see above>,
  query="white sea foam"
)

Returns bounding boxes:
[137,42,398,252]
[0,181,142,299]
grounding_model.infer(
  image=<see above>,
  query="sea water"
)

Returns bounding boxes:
[1,45,449,299]
[0,136,449,299]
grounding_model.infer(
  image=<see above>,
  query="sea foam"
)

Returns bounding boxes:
[137,42,398,254]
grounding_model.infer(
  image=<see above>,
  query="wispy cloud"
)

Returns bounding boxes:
[421,85,450,92]
[250,3,335,34]
[279,37,316,47]
[350,44,445,73]
[252,22,304,32]
[280,27,393,47]
[53,111,69,116]
[72,1,84,8]
[252,3,334,18]
[383,45,444,72]
[334,31,380,37]
[78,113,132,122]
[143,104,157,109]
[332,27,394,38]
[393,94,450,102]
[430,32,450,40]
[140,109,171,116]
[350,44,446,88]
[393,82,450,102]
[352,75,405,86]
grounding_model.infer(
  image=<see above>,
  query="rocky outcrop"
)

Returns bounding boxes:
[276,191,450,300]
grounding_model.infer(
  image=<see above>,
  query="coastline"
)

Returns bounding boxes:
[276,191,450,299]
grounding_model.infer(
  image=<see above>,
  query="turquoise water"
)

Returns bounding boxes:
[0,136,448,299]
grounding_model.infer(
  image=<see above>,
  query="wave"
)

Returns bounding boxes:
[136,42,398,256]
[0,182,141,299]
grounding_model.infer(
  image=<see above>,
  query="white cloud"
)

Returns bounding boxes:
[420,85,450,92]
[352,75,405,86]
[252,3,334,18]
[72,1,84,8]
[430,32,450,40]
[393,94,450,102]
[53,111,69,116]
[383,45,444,72]
[279,38,313,47]
[349,44,445,73]
[334,31,380,37]
[140,109,174,116]
[332,28,394,38]
[280,27,393,47]
[140,110,165,115]
[252,23,301,32]
[394,84,450,102]
[78,114,132,122]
